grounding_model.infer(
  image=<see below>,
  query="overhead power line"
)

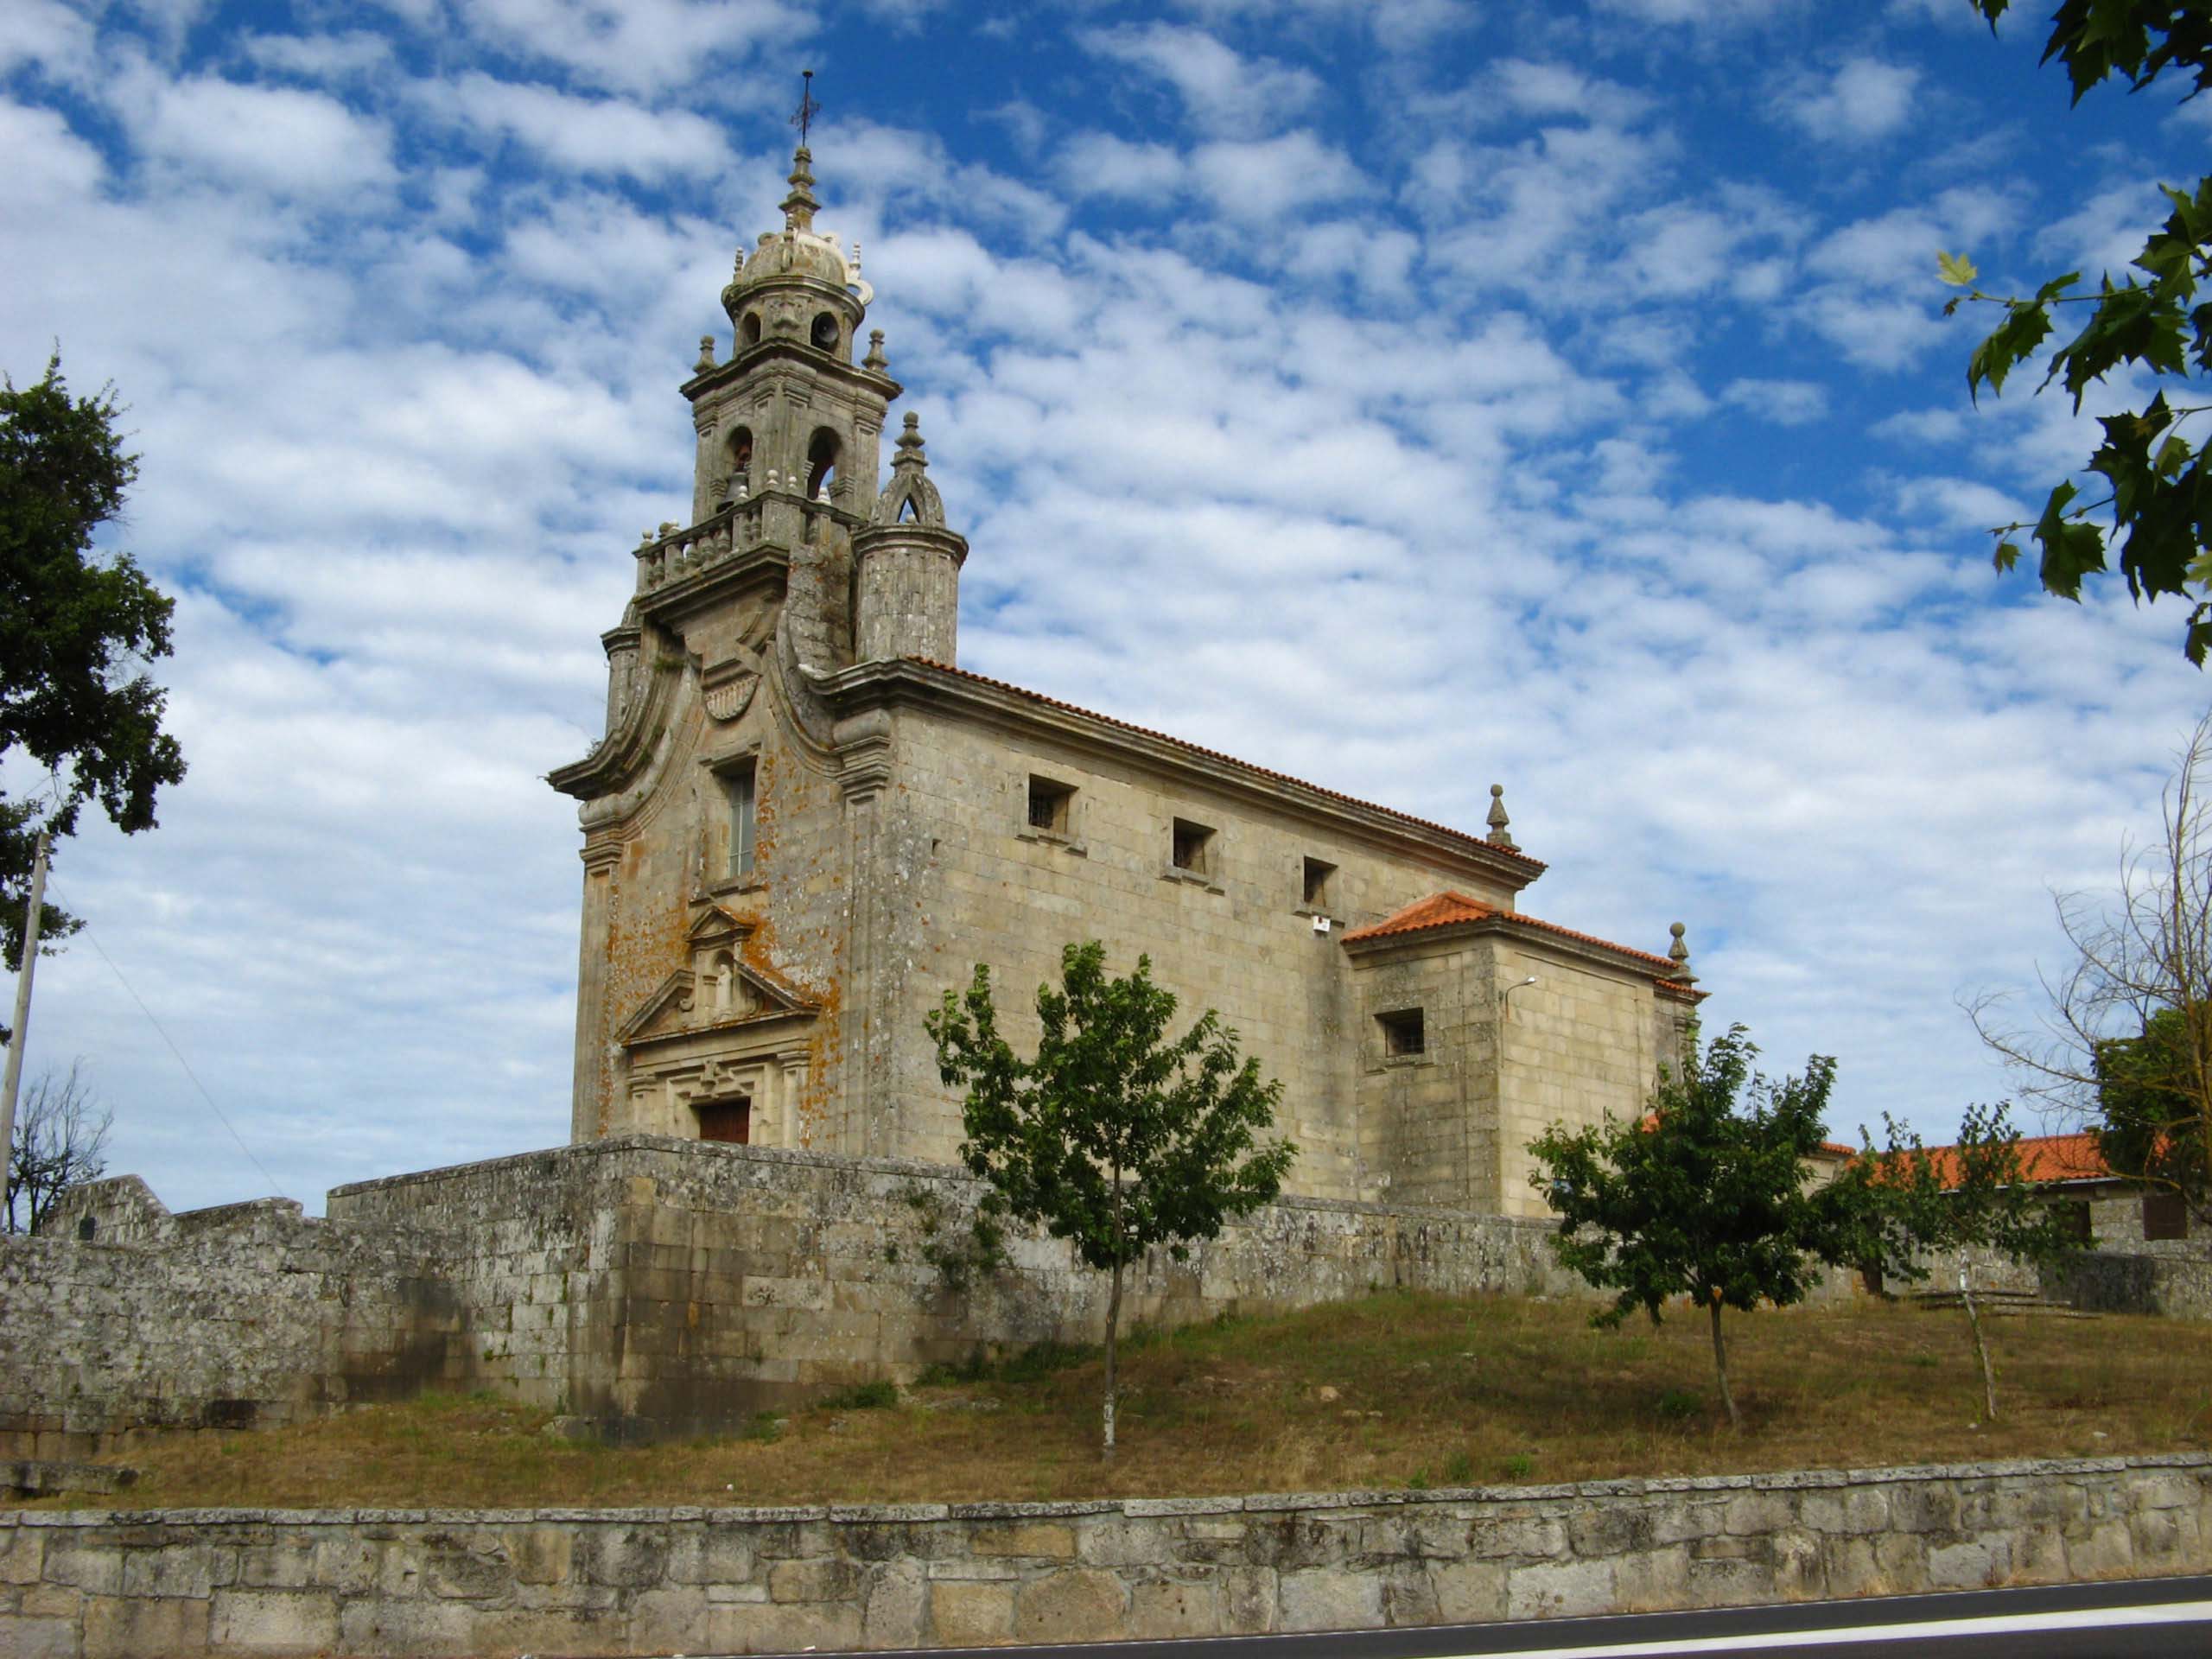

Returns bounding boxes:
[71,914,285,1198]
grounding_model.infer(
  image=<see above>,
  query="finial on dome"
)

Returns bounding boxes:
[1668,921,1694,982]
[863,328,887,372]
[783,70,822,233]
[1486,783,1516,849]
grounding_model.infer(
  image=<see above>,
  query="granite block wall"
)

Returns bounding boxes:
[3,1453,2204,1656]
[5,1137,1582,1451]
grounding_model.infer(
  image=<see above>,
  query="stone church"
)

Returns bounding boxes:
[550,146,1700,1219]
[3,147,1721,1454]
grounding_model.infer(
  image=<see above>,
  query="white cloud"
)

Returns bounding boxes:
[2037,181,2165,283]
[118,71,399,195]
[1594,0,1808,23]
[1191,132,1363,222]
[241,30,395,81]
[1893,475,2025,531]
[1058,132,1186,201]
[1721,378,1828,425]
[418,73,730,181]
[0,0,98,83]
[447,0,806,94]
[1774,58,1922,145]
[1081,22,1323,137]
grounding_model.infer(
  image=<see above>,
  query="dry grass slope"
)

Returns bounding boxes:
[12,1291,2209,1512]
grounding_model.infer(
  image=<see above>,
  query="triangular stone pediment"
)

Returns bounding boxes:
[615,971,698,1046]
[616,937,819,1052]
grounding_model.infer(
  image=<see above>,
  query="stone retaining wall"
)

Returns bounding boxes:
[10,1137,1580,1452]
[2,1453,2204,1656]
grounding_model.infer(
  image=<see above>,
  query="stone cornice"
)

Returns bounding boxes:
[681,337,900,405]
[821,658,1542,892]
[15,1449,2208,1528]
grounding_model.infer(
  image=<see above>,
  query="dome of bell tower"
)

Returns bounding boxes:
[720,146,874,364]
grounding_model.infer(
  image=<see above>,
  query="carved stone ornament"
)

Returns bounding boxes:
[702,663,760,722]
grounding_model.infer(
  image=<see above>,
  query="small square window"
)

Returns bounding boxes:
[1173,817,1215,874]
[1028,776,1074,835]
[1378,1008,1426,1057]
[1302,856,1337,908]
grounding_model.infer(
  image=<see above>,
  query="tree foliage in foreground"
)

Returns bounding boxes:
[926,941,1294,1459]
[1861,1103,2088,1421]
[1943,3,2212,661]
[5,1058,111,1234]
[1528,1026,1864,1429]
[1,353,186,978]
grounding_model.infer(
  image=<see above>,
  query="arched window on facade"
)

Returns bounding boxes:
[741,311,763,346]
[810,311,841,353]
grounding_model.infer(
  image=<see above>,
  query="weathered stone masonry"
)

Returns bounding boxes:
[5,1136,1580,1456]
[4,1454,2206,1657]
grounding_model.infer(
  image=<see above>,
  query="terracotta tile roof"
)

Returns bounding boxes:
[1915,1132,2113,1189]
[1340,889,1699,995]
[905,659,1548,872]
[1339,890,1500,942]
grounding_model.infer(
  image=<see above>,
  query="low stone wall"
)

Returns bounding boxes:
[3,1453,2204,1657]
[2058,1247,2212,1319]
[9,1138,1581,1450]
[0,1181,463,1461]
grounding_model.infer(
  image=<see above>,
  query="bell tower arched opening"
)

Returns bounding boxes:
[806,428,841,499]
[724,425,753,499]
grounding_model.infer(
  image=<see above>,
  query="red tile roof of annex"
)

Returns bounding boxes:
[908,660,1548,873]
[1340,889,1701,1000]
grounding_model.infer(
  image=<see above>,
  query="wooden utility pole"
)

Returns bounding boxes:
[0,830,53,1181]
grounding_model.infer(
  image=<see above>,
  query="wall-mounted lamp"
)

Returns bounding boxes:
[1499,975,1539,1019]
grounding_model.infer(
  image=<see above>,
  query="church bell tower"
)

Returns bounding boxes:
[553,135,969,1147]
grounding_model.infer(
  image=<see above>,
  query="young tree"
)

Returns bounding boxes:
[1527,1026,1861,1429]
[926,940,1295,1459]
[1941,3,2212,661]
[6,1059,111,1233]
[1,353,186,982]
[1861,1103,2087,1421]
[1969,710,2212,1226]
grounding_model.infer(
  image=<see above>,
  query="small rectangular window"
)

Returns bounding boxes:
[724,760,757,879]
[1028,776,1074,836]
[1173,817,1215,874]
[2055,1200,2092,1244]
[1303,857,1337,908]
[1378,1008,1426,1057]
[2144,1188,2189,1241]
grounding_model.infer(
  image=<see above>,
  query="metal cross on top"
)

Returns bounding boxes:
[791,69,820,145]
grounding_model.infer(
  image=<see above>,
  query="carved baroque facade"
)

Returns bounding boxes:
[551,149,1701,1219]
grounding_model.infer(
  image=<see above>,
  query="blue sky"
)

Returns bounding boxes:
[4,0,2209,1215]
